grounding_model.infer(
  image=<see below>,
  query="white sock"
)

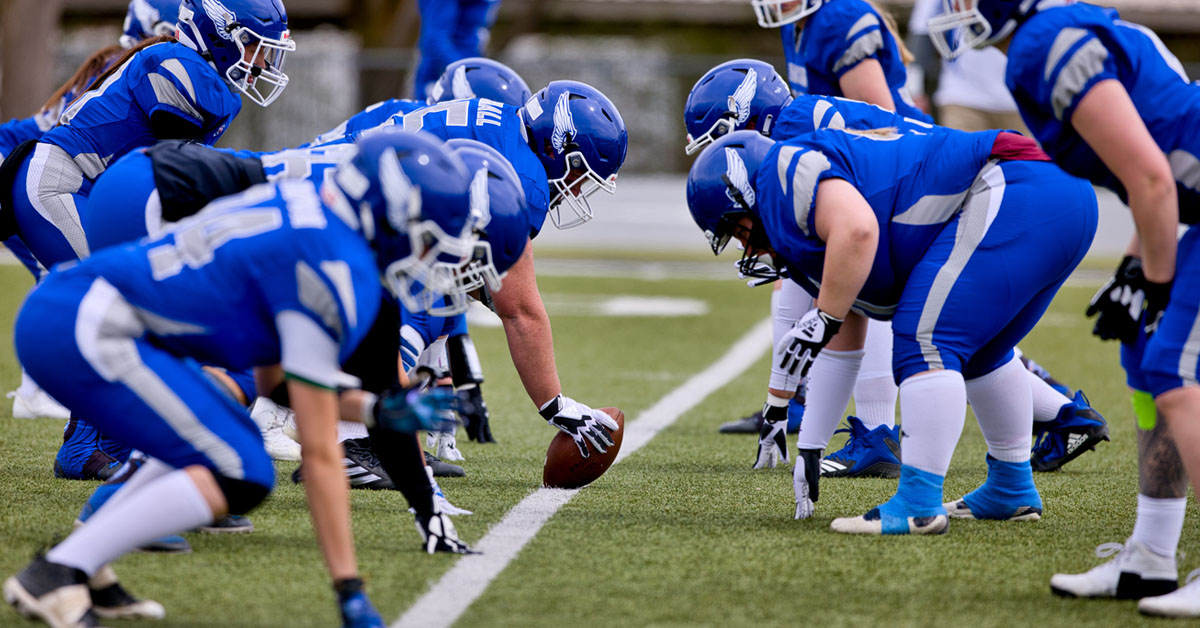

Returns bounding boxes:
[1131,494,1187,558]
[852,318,897,429]
[16,368,39,397]
[897,370,967,476]
[337,420,368,442]
[98,457,175,514]
[1030,370,1072,423]
[794,349,862,450]
[965,357,1033,463]
[769,280,815,393]
[47,469,214,576]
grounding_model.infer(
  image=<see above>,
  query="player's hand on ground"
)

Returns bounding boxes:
[1086,255,1146,344]
[752,400,789,469]
[414,510,477,555]
[777,308,843,378]
[457,385,496,443]
[539,394,618,459]
[371,386,458,434]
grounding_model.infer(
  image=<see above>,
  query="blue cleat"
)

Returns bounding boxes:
[820,416,901,478]
[54,418,121,481]
[337,580,385,628]
[831,465,949,535]
[1032,390,1109,472]
[944,455,1043,521]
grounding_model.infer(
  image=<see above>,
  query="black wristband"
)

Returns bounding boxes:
[539,395,563,422]
[333,577,364,599]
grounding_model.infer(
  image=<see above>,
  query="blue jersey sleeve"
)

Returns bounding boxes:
[810,0,888,80]
[132,51,240,144]
[1008,22,1120,123]
[0,116,44,159]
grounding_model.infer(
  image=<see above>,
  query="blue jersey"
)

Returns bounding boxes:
[255,144,356,187]
[0,117,48,161]
[774,94,937,139]
[75,179,381,387]
[1006,3,1200,220]
[779,0,929,122]
[756,127,999,318]
[41,42,241,180]
[305,99,425,147]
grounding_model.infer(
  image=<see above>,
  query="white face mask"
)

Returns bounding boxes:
[750,0,825,28]
[225,26,295,107]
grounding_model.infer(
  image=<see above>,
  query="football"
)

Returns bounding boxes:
[542,407,625,489]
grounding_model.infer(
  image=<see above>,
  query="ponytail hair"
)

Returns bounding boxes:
[40,44,124,113]
[864,0,915,65]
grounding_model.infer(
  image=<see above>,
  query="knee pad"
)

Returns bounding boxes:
[214,476,271,515]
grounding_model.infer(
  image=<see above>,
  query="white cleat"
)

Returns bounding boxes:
[88,566,164,620]
[1139,571,1200,617]
[830,508,949,535]
[1050,539,1177,599]
[249,398,301,462]
[8,388,71,420]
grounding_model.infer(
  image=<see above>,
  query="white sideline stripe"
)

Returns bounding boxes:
[392,317,773,628]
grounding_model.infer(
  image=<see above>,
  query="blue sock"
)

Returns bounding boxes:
[78,482,124,522]
[877,465,947,533]
[962,455,1041,517]
[787,397,805,432]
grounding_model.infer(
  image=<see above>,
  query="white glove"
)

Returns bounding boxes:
[777,308,844,379]
[794,449,822,520]
[414,509,476,554]
[435,430,464,462]
[752,398,790,469]
[539,395,618,459]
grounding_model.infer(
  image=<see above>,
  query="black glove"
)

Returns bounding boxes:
[1085,255,1146,344]
[457,384,495,443]
[777,308,844,378]
[414,510,477,555]
[1142,278,1172,338]
[539,395,618,459]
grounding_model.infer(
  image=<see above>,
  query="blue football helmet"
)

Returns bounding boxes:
[176,0,295,106]
[520,80,628,229]
[444,138,531,298]
[326,129,477,315]
[684,59,793,156]
[751,0,827,27]
[428,57,533,109]
[928,0,1043,60]
[120,0,181,49]
[686,130,784,280]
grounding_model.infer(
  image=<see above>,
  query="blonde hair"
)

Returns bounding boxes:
[842,126,901,140]
[863,0,915,65]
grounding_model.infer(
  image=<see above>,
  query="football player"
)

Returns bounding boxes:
[684,58,1108,477]
[688,127,1097,534]
[2,130,476,628]
[930,0,1200,615]
[413,0,503,100]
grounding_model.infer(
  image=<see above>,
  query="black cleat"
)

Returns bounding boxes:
[424,452,465,478]
[4,556,103,628]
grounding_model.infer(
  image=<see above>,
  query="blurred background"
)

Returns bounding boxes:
[2,0,1198,255]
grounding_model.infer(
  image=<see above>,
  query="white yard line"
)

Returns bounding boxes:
[392,317,773,628]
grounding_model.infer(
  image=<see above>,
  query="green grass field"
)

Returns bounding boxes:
[0,259,1194,627]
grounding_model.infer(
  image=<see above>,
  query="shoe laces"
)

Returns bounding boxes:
[1095,542,1126,559]
[831,419,870,456]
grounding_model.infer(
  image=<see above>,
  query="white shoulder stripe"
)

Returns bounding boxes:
[148,73,203,121]
[159,58,197,102]
[791,150,832,236]
[1051,37,1110,120]
[845,13,880,41]
[1043,27,1089,82]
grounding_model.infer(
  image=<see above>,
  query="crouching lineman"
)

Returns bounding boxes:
[687,128,1097,534]
[3,129,478,628]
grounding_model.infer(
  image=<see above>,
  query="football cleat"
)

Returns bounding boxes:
[249,398,302,462]
[943,455,1042,521]
[3,556,103,628]
[1139,570,1200,617]
[1031,390,1109,472]
[342,437,396,490]
[425,451,465,478]
[793,448,822,520]
[198,515,253,534]
[820,417,901,478]
[8,388,70,419]
[1051,539,1178,599]
[719,410,763,434]
[830,507,949,536]
[88,566,164,620]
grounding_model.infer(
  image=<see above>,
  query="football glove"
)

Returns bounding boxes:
[414,510,477,555]
[794,448,822,520]
[752,400,790,469]
[777,308,844,378]
[539,395,618,459]
[335,578,385,628]
[1085,256,1146,344]
[370,386,458,434]
[432,429,464,462]
[457,384,496,443]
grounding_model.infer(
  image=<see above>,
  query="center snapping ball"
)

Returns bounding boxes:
[542,407,625,489]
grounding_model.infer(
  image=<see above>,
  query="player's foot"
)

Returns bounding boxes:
[1139,571,1200,617]
[198,515,253,534]
[425,451,465,478]
[8,388,70,419]
[944,455,1042,521]
[76,484,191,554]
[830,507,949,536]
[88,566,163,620]
[821,417,900,478]
[250,398,301,462]
[831,465,949,535]
[719,410,763,434]
[4,556,103,628]
[1051,539,1177,599]
[1031,390,1109,472]
[793,448,821,520]
[342,437,396,490]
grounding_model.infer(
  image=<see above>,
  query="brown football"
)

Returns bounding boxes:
[542,407,625,489]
